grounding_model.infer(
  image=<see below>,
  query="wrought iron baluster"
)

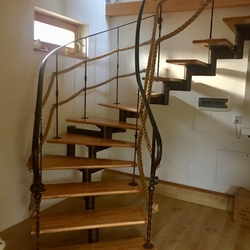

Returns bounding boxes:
[83,37,88,119]
[54,51,60,138]
[115,27,120,104]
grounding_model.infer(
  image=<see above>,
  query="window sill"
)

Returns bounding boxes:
[34,48,86,60]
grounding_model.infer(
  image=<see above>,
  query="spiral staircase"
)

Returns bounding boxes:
[29,0,250,247]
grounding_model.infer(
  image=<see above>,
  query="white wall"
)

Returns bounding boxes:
[107,6,250,194]
[1,0,250,234]
[0,0,110,232]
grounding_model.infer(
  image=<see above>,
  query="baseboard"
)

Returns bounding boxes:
[102,169,234,212]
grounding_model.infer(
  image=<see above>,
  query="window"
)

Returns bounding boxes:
[34,11,79,55]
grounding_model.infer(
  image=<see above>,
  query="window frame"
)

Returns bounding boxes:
[34,11,79,55]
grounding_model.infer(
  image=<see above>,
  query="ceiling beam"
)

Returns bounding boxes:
[106,0,250,17]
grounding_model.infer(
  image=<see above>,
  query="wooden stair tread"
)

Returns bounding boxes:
[166,59,208,66]
[31,206,147,234]
[152,77,185,82]
[133,90,162,98]
[42,154,135,170]
[42,180,142,199]
[47,133,135,148]
[66,116,139,130]
[42,237,157,250]
[193,38,234,49]
[223,15,250,33]
[98,103,138,113]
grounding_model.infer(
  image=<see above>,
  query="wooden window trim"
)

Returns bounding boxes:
[34,12,79,55]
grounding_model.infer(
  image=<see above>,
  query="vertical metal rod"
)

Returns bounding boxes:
[209,0,215,39]
[156,5,163,77]
[130,90,140,187]
[84,146,99,243]
[208,0,215,63]
[83,37,88,118]
[115,27,120,104]
[143,134,156,249]
[55,52,59,138]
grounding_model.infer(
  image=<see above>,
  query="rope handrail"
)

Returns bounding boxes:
[29,1,213,247]
[30,15,155,181]
[135,2,162,174]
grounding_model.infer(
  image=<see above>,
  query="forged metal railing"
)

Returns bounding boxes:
[30,9,162,249]
[30,14,154,193]
[135,0,162,248]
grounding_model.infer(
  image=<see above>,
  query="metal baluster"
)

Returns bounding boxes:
[83,37,88,118]
[208,0,215,63]
[156,5,163,77]
[54,51,60,138]
[115,27,120,104]
[129,90,140,187]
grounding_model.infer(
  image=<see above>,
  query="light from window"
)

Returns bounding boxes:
[34,21,75,48]
[34,11,79,54]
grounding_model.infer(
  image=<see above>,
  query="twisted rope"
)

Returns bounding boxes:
[136,0,212,212]
[28,0,212,216]
[136,0,167,212]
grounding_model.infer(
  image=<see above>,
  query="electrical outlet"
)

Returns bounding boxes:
[233,114,242,124]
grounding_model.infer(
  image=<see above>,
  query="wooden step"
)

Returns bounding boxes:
[166,59,208,67]
[42,237,157,250]
[47,133,135,148]
[98,103,138,113]
[42,154,136,170]
[193,38,234,49]
[31,206,147,234]
[152,77,186,83]
[223,15,250,33]
[133,90,163,98]
[42,180,142,199]
[66,116,139,130]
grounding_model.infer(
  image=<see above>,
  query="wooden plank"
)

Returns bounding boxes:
[31,206,147,234]
[42,154,135,170]
[223,15,250,33]
[166,59,208,66]
[47,133,135,148]
[98,103,138,113]
[66,116,139,130]
[193,38,235,49]
[153,199,203,249]
[152,77,185,82]
[102,169,234,211]
[106,0,250,17]
[42,237,157,250]
[175,206,218,249]
[134,90,163,98]
[42,180,142,199]
[2,194,250,250]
